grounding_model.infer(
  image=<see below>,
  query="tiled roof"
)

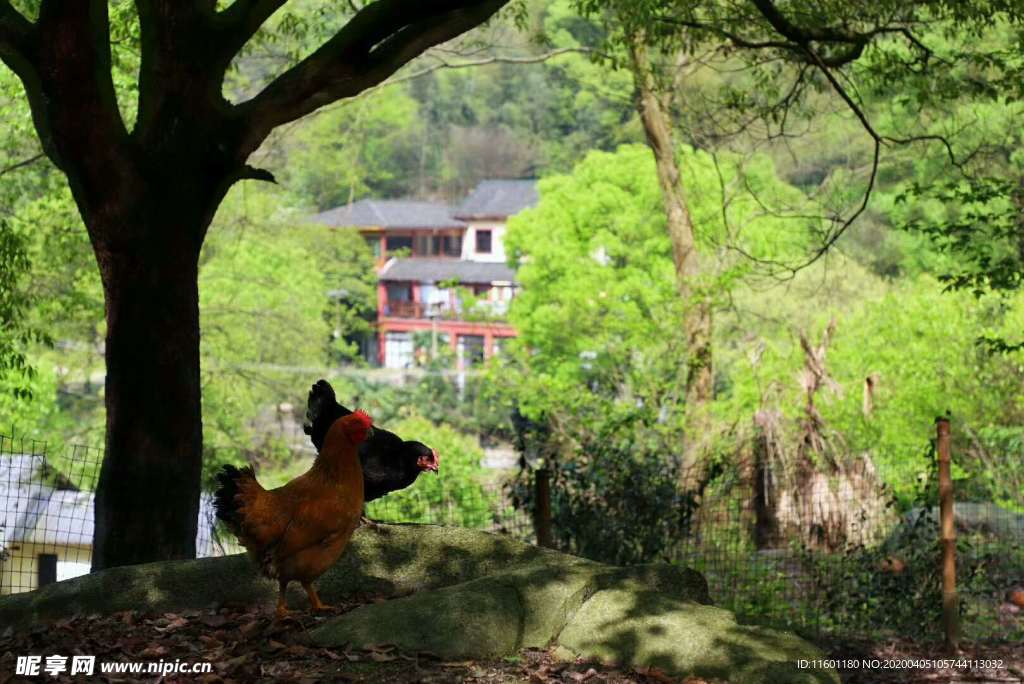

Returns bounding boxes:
[309,199,466,230]
[454,180,538,220]
[0,455,62,545]
[14,490,94,546]
[379,258,517,284]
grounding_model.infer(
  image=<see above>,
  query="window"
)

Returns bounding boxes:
[387,235,413,255]
[384,332,414,369]
[443,235,462,256]
[386,283,411,302]
[475,229,492,254]
[458,335,486,366]
[366,236,382,259]
[38,553,57,587]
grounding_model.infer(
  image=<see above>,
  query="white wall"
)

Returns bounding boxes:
[461,221,507,263]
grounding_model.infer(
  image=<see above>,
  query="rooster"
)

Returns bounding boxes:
[303,379,439,502]
[214,409,372,619]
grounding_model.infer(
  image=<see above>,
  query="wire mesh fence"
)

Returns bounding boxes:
[366,480,534,541]
[0,433,224,595]
[673,479,1024,644]
[0,432,532,594]
[0,429,1020,646]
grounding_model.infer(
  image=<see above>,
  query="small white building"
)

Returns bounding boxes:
[0,454,221,595]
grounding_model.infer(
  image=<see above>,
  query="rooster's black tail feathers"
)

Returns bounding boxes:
[213,464,253,528]
[303,379,349,451]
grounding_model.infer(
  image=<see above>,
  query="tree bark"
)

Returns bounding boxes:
[91,213,205,569]
[628,39,713,487]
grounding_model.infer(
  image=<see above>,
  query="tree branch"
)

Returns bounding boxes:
[750,0,865,46]
[662,0,931,70]
[330,46,591,104]
[656,2,965,278]
[0,1,33,62]
[213,0,289,58]
[235,0,508,153]
[30,1,135,218]
[234,164,277,183]
[0,151,45,178]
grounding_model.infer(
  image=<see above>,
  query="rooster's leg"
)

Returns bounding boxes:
[275,580,293,620]
[302,581,333,612]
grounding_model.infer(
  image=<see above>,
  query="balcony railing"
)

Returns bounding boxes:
[383,300,509,321]
[386,300,427,318]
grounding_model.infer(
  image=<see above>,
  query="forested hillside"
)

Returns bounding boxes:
[2,0,1021,514]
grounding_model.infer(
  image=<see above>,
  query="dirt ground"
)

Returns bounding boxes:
[0,599,1020,683]
[0,598,708,684]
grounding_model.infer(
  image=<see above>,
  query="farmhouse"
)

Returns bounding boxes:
[310,179,537,369]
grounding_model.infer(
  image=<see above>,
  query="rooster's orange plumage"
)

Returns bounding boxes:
[214,410,372,618]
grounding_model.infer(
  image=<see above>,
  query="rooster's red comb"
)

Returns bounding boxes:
[350,409,373,428]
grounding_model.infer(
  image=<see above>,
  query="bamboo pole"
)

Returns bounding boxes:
[936,417,959,651]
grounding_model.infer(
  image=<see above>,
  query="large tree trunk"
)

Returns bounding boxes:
[628,39,713,489]
[90,214,205,570]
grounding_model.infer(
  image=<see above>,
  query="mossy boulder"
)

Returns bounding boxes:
[0,524,836,683]
[557,587,833,683]
[307,556,710,657]
[0,524,543,628]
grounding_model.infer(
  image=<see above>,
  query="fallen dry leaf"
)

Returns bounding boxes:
[239,620,261,637]
[201,614,229,628]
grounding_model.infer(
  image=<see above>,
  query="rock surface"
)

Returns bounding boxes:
[0,524,836,683]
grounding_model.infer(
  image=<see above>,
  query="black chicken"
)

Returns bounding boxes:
[303,379,439,502]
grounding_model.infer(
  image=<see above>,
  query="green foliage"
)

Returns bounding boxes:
[500,143,828,565]
[504,143,814,422]
[283,90,423,210]
[365,414,494,528]
[298,224,377,366]
[0,218,41,400]
[255,1,643,205]
[503,144,681,421]
[719,272,1024,503]
[2,0,1022,563]
[511,415,702,566]
[793,452,1024,641]
[961,426,1024,511]
[821,282,1023,495]
[341,371,517,448]
[198,186,373,459]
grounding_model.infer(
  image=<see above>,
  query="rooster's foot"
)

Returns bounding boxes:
[302,582,333,613]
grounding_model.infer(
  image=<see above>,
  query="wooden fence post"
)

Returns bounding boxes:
[936,417,959,652]
[533,468,554,548]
